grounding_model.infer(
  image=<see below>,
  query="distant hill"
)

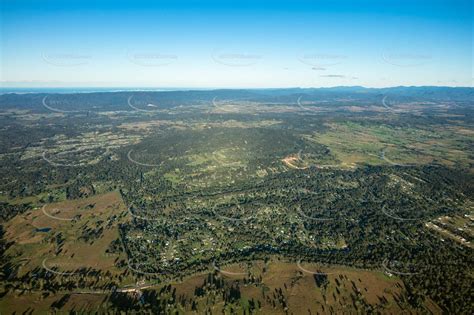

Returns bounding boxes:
[0,86,472,112]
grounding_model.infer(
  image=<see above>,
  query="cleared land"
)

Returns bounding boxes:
[3,192,130,275]
[304,122,473,168]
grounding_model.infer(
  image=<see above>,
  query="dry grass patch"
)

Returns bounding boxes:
[4,191,130,275]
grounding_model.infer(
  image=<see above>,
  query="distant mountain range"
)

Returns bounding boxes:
[1,86,472,112]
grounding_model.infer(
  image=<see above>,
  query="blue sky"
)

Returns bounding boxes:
[1,0,472,88]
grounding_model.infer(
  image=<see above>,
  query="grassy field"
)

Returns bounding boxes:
[0,292,107,314]
[304,121,473,168]
[161,260,441,314]
[3,191,130,276]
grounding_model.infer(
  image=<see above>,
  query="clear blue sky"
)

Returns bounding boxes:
[1,0,472,88]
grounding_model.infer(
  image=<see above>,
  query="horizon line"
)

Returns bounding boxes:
[1,84,473,92]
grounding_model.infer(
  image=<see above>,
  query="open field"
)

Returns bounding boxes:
[3,192,130,276]
[304,121,473,168]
